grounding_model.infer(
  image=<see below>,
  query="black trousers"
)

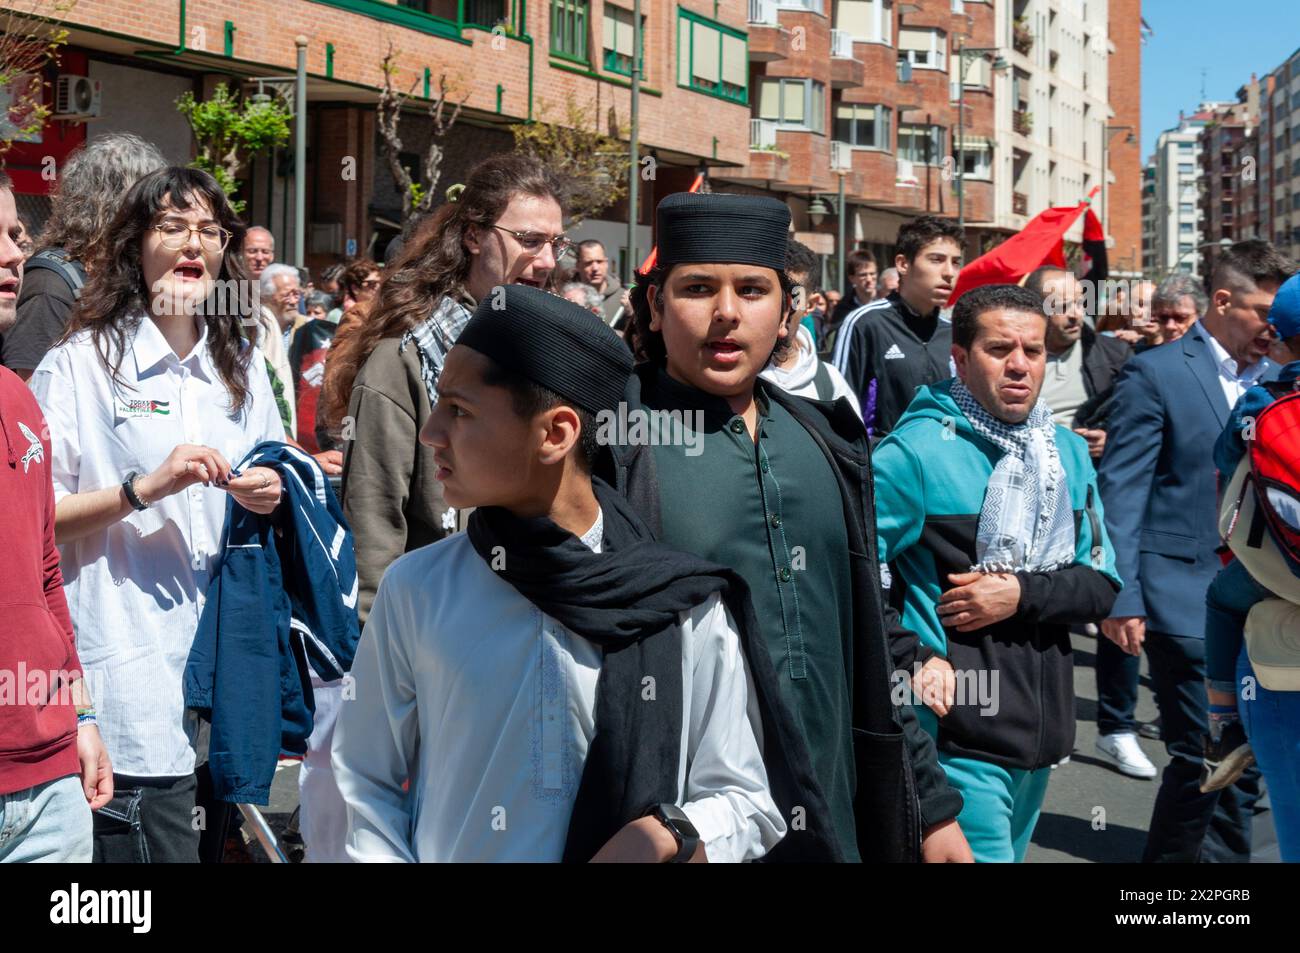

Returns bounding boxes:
[93,772,201,863]
[1142,632,1261,863]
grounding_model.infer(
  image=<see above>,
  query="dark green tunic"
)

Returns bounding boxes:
[642,369,860,859]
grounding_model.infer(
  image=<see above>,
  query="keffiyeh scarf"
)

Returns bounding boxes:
[950,378,1076,572]
[399,294,473,408]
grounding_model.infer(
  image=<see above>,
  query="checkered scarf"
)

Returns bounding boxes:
[400,294,473,409]
[950,378,1076,573]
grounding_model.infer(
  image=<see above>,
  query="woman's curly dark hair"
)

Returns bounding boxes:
[627,261,797,368]
[63,166,257,414]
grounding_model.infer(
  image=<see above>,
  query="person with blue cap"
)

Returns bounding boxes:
[1199,271,1300,861]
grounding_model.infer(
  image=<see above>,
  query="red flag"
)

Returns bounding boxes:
[947,187,1102,306]
[636,172,706,276]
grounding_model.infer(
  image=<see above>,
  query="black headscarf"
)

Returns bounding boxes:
[467,479,841,862]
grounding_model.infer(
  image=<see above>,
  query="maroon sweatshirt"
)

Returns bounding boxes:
[0,364,82,795]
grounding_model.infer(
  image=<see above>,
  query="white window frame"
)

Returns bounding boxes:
[833,0,891,44]
[960,143,992,179]
[898,27,946,71]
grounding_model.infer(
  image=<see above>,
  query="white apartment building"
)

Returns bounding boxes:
[1144,115,1209,277]
[992,0,1110,242]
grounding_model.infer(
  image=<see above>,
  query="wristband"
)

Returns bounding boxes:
[122,471,150,511]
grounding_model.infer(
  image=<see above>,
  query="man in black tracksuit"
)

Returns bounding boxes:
[831,216,965,439]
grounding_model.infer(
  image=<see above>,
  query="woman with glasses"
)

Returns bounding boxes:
[330,153,567,626]
[29,167,286,863]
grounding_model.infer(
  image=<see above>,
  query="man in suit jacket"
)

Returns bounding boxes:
[1098,240,1295,862]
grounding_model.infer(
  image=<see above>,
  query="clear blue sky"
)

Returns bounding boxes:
[1141,0,1299,158]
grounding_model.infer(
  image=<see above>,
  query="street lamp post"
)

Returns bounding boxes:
[953,40,1007,234]
[294,36,308,270]
[1169,238,1233,279]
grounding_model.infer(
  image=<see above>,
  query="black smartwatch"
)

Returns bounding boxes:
[645,803,700,863]
[122,471,150,511]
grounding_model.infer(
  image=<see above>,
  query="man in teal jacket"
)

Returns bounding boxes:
[873,283,1122,862]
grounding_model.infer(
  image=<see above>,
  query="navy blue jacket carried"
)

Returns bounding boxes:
[1098,322,1279,638]
[185,441,360,804]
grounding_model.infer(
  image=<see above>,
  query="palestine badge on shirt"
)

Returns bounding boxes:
[114,397,172,419]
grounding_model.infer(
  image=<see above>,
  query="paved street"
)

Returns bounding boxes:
[1027,631,1279,863]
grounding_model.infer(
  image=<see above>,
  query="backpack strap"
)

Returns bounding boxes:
[811,360,835,401]
[25,249,86,300]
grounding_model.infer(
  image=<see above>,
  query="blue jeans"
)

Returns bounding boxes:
[1237,646,1300,862]
[0,775,92,863]
[1096,632,1141,735]
[1205,560,1273,693]
[1142,633,1261,863]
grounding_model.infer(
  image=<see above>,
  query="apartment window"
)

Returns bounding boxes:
[1178,141,1195,151]
[834,103,890,149]
[758,78,826,134]
[677,10,748,103]
[1179,202,1195,214]
[1178,163,1195,175]
[898,27,946,71]
[457,0,507,26]
[550,0,589,63]
[898,123,944,164]
[1180,222,1194,234]
[960,143,992,178]
[834,0,892,44]
[1292,193,1300,211]
[602,5,642,75]
[1292,156,1300,177]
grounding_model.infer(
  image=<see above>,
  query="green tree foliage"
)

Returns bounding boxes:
[0,0,75,165]
[176,82,291,214]
[512,94,630,228]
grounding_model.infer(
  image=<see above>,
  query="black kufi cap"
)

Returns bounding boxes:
[655,192,791,272]
[457,284,633,415]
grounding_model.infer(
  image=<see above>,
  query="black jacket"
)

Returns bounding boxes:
[1072,325,1133,430]
[831,292,953,439]
[595,364,965,861]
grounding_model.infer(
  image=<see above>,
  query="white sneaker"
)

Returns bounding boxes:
[1095,732,1157,779]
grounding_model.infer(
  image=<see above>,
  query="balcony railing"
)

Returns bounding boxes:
[830,29,854,59]
[1013,191,1030,215]
[775,0,824,13]
[748,0,778,25]
[831,140,853,171]
[896,158,919,186]
[750,118,778,150]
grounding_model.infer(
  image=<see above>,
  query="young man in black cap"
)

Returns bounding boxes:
[332,284,823,862]
[614,192,971,862]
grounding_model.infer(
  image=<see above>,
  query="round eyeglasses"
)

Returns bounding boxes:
[152,221,232,253]
[492,225,573,258]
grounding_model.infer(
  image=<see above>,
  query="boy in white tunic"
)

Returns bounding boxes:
[333,286,789,862]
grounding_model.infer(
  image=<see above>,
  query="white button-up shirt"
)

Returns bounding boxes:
[30,315,285,777]
[1205,330,1269,412]
[333,522,785,863]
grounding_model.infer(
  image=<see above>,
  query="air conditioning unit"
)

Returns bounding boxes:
[53,76,102,120]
